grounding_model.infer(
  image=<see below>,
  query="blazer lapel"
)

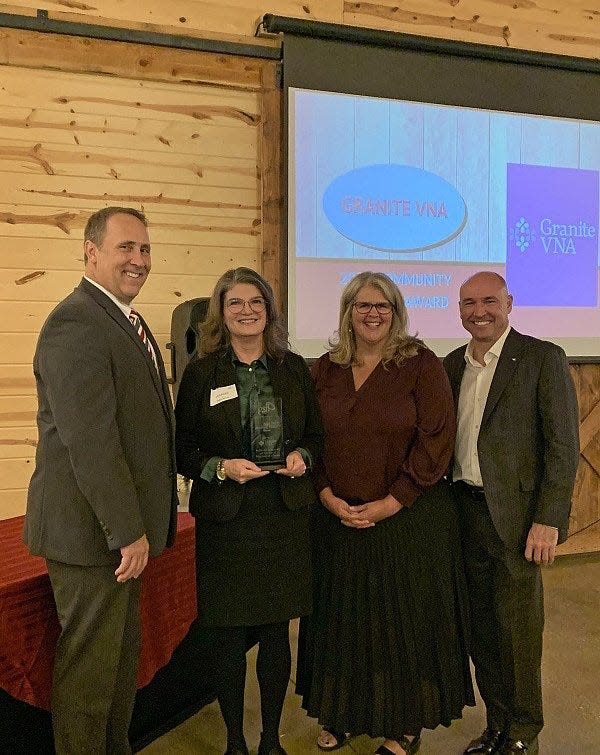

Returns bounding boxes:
[212,350,243,444]
[447,348,467,409]
[78,279,170,415]
[268,355,297,453]
[266,355,286,403]
[481,329,524,427]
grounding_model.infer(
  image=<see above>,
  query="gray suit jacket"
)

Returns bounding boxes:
[25,278,178,566]
[444,328,579,547]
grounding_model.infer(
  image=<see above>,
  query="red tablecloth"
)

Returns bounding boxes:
[0,512,196,710]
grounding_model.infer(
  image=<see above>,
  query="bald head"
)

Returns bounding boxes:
[460,271,508,300]
[459,271,513,352]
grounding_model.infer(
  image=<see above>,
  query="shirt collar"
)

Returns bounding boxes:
[465,325,511,367]
[84,276,133,319]
[230,349,268,369]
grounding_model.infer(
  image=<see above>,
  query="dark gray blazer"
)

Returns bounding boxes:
[25,278,178,565]
[175,348,323,522]
[444,328,579,548]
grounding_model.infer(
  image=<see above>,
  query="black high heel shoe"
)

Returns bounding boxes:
[257,737,288,755]
[224,742,249,755]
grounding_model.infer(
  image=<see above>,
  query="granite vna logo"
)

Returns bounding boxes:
[322,164,467,253]
[509,217,535,252]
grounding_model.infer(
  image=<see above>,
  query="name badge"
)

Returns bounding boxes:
[210,384,238,406]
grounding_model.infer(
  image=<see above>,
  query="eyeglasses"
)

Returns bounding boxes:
[225,296,267,314]
[353,300,394,315]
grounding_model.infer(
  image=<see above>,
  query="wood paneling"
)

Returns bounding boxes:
[258,72,284,305]
[2,1,599,58]
[0,489,27,519]
[0,22,275,88]
[0,366,37,395]
[0,26,275,519]
[563,364,600,549]
[327,0,598,58]
[0,426,38,457]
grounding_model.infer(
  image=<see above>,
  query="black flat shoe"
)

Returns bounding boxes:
[376,736,421,755]
[464,728,506,755]
[317,728,352,751]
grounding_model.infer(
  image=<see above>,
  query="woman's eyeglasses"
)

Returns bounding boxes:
[353,301,394,315]
[225,297,267,314]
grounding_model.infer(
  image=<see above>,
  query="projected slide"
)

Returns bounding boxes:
[288,88,600,358]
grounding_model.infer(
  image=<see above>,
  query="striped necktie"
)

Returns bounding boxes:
[129,309,158,371]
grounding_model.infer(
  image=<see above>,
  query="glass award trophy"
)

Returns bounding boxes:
[250,395,285,470]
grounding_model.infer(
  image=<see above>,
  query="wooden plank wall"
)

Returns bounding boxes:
[0,27,278,518]
[567,365,600,553]
[2,1,598,58]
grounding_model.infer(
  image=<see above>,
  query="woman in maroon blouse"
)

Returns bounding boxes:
[297,272,474,755]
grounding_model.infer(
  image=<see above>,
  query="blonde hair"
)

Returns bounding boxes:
[199,267,288,359]
[328,271,424,367]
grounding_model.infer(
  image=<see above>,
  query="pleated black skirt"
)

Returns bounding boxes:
[296,479,474,738]
[195,474,312,627]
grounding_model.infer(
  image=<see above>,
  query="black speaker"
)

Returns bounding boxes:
[167,298,209,401]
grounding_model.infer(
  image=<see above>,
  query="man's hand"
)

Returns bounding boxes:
[275,450,306,478]
[115,534,149,582]
[222,458,269,484]
[352,494,402,524]
[525,522,559,565]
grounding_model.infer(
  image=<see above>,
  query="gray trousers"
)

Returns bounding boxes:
[454,485,544,743]
[47,560,142,755]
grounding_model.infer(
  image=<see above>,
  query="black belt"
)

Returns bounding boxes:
[454,480,486,500]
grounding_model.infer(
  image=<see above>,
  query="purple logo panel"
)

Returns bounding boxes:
[506,163,599,307]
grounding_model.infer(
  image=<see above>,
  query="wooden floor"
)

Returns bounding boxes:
[556,520,600,556]
[140,552,600,754]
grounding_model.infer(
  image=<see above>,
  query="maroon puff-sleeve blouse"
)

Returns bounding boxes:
[311,348,456,507]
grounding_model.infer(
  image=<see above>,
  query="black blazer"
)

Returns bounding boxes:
[25,278,178,565]
[175,348,323,521]
[444,328,580,547]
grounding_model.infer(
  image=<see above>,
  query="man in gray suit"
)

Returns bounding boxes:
[25,207,178,754]
[444,272,579,755]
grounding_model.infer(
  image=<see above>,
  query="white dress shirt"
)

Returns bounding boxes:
[453,326,511,487]
[84,276,133,319]
[84,276,157,367]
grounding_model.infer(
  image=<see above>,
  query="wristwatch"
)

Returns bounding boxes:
[216,458,227,481]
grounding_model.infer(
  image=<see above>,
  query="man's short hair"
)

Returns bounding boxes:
[84,207,147,255]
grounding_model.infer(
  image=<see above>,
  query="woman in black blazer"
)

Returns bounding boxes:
[175,267,322,755]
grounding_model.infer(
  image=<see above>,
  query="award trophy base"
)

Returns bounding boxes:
[256,461,285,471]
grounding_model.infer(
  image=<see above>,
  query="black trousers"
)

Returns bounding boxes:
[47,560,141,755]
[453,484,544,743]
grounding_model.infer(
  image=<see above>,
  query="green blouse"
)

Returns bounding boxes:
[200,354,311,481]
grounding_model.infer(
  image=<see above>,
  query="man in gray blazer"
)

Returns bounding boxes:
[444,272,579,755]
[24,207,178,754]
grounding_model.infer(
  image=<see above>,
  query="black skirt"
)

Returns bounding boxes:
[296,479,474,737]
[195,474,312,627]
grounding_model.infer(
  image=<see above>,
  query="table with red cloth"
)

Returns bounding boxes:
[0,512,207,750]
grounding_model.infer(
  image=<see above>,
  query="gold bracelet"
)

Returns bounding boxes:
[216,458,227,481]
